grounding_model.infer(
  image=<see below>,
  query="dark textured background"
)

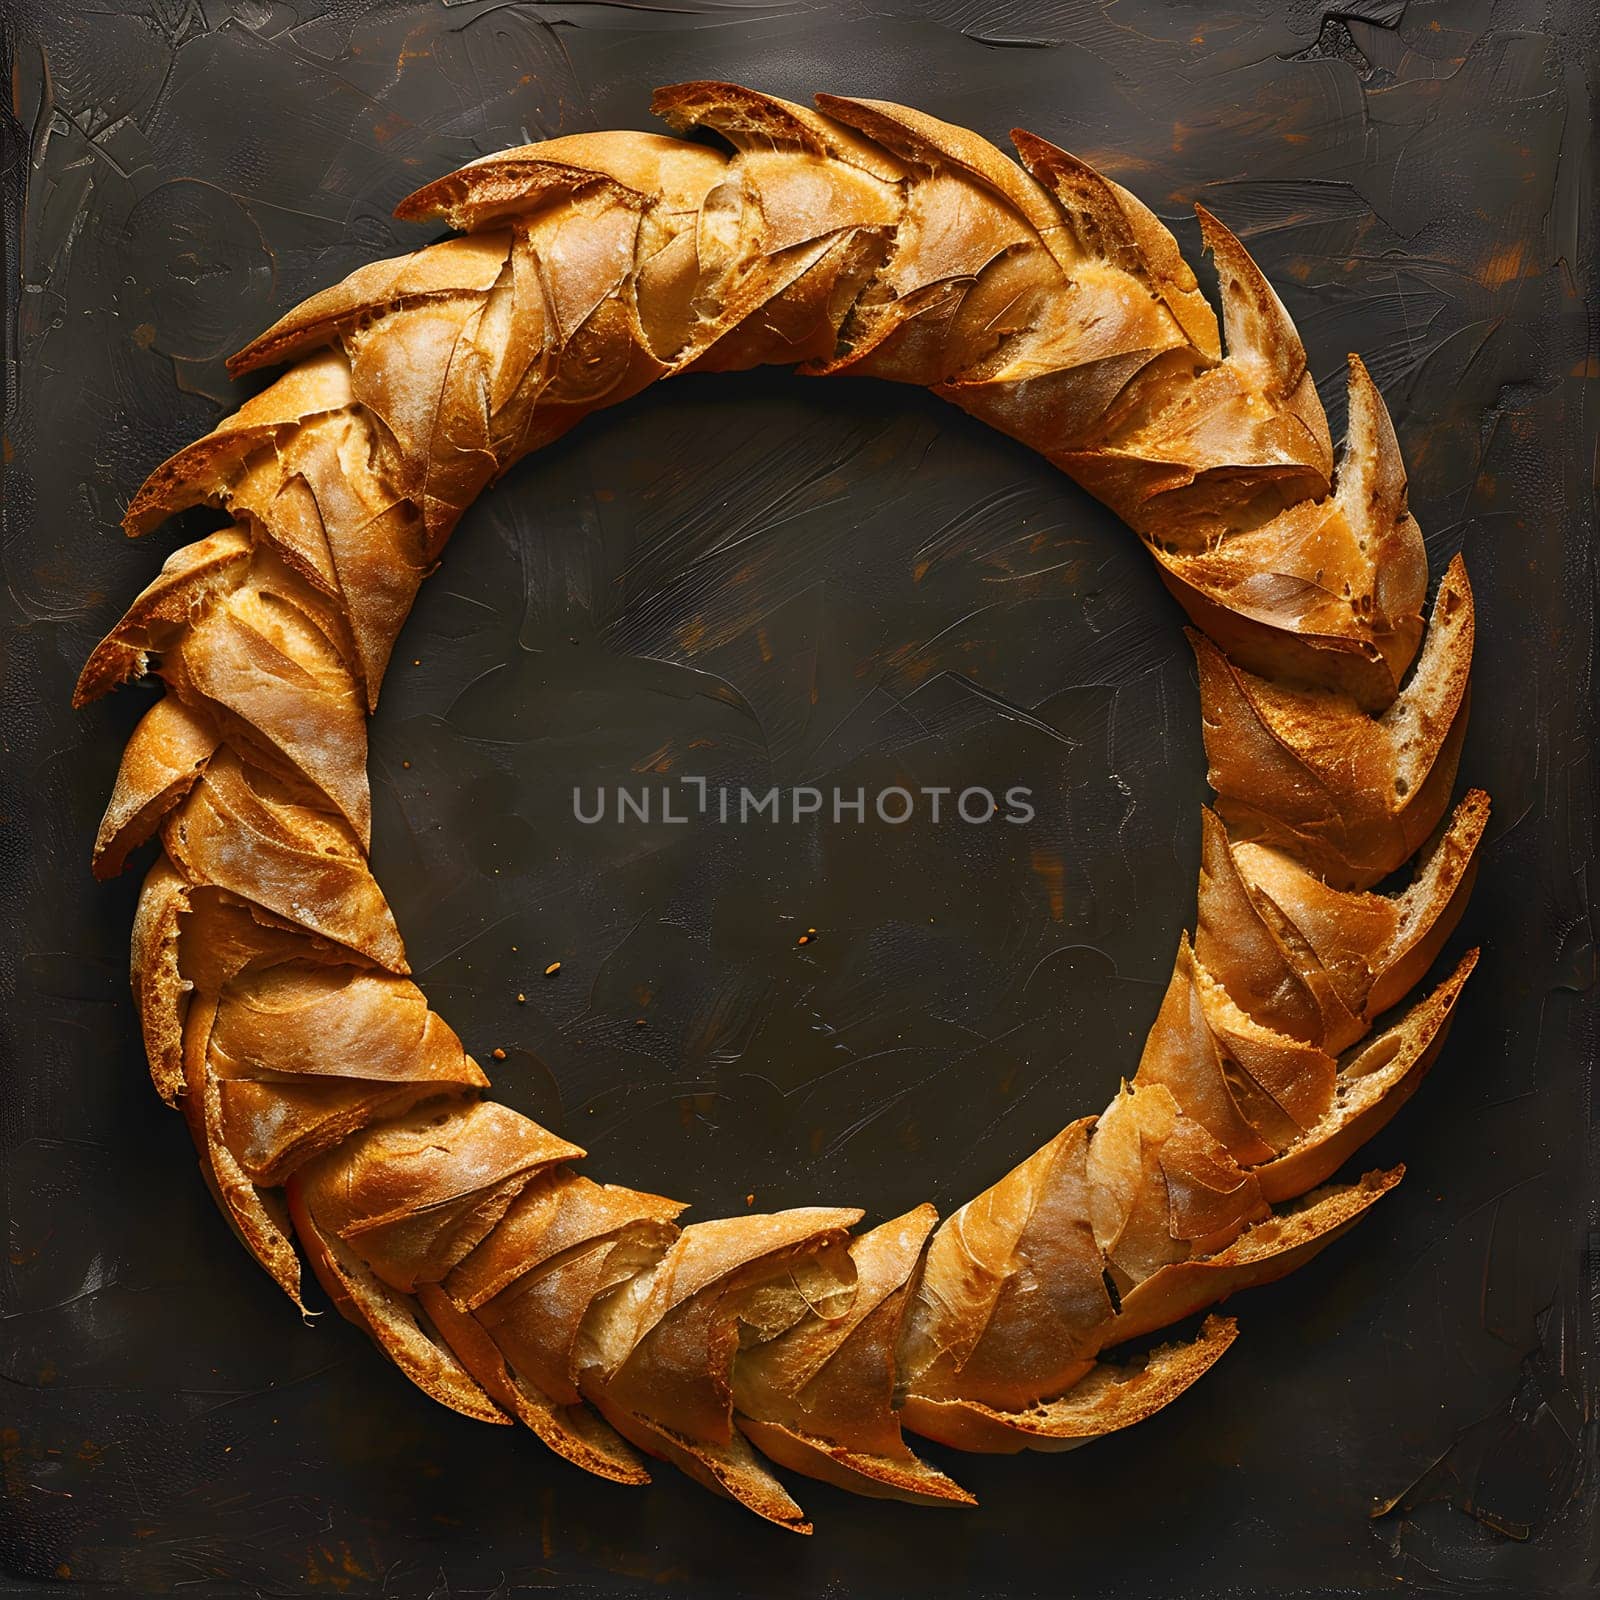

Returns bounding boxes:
[2,1,1596,1594]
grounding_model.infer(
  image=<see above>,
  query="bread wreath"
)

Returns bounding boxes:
[78,83,1485,1530]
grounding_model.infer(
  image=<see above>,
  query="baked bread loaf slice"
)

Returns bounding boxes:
[79,82,1483,1527]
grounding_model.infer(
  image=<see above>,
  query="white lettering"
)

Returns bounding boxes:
[741,786,780,822]
[958,786,995,823]
[877,786,914,824]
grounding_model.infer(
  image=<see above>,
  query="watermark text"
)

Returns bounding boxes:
[573,780,1035,826]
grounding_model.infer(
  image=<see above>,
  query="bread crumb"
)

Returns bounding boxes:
[544,961,561,977]
[491,1047,507,1060]
[516,992,526,1004]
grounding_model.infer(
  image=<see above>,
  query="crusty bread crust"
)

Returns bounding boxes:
[81,81,1484,1526]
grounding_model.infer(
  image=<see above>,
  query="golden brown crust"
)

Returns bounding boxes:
[899,1314,1239,1454]
[1108,1167,1404,1345]
[734,1205,972,1505]
[1195,556,1473,890]
[1135,933,1337,1164]
[205,967,488,1188]
[123,357,356,535]
[586,1209,862,1439]
[292,1101,582,1295]
[83,83,1484,1527]
[901,1125,1111,1406]
[181,994,308,1305]
[417,1281,652,1485]
[76,529,254,706]
[1253,955,1476,1204]
[129,858,194,1103]
[1195,806,1360,1051]
[286,1172,511,1424]
[93,698,220,881]
[162,752,405,969]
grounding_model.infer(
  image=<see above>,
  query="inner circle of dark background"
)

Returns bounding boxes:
[371,368,1195,1222]
[3,3,1594,1596]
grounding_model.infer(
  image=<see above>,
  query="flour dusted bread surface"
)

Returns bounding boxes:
[900,1314,1241,1455]
[734,1205,975,1505]
[1195,555,1474,890]
[901,1121,1112,1415]
[93,696,220,881]
[83,80,1484,1527]
[205,951,488,1185]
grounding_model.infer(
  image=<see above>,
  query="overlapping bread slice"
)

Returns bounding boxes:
[161,751,403,970]
[1195,556,1474,890]
[425,1171,685,1485]
[1132,939,1479,1201]
[76,521,373,845]
[117,355,427,690]
[898,1121,1114,1421]
[1042,199,1330,544]
[890,1088,1403,1453]
[733,1205,972,1505]
[158,549,370,842]
[853,106,1335,534]
[116,358,430,705]
[1136,934,1339,1166]
[75,528,255,706]
[1227,791,1487,1027]
[202,959,487,1191]
[92,697,219,881]
[1247,951,1477,1206]
[163,888,486,1306]
[897,1119,1135,1453]
[1147,353,1428,709]
[1136,781,1483,1207]
[903,1316,1243,1456]
[575,1208,863,1530]
[286,1100,582,1422]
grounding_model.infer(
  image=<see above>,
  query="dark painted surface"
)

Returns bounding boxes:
[2,2,1595,1594]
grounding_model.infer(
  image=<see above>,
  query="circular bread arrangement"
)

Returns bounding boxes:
[78,83,1486,1531]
